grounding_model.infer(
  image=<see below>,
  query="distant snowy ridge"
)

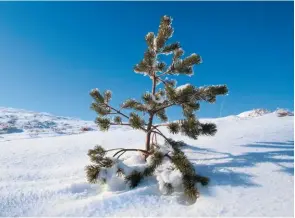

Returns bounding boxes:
[0,106,293,141]
[0,107,97,141]
[237,108,293,118]
[237,109,271,117]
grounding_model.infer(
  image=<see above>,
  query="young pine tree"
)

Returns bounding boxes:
[86,15,228,203]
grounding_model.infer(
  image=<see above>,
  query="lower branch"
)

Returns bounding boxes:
[117,151,127,159]
[113,148,151,158]
[105,148,125,152]
[110,123,133,126]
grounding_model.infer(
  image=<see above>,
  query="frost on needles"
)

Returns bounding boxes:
[86,15,228,204]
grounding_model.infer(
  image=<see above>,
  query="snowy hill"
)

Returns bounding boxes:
[237,108,271,117]
[0,108,293,216]
[237,108,293,118]
[0,107,97,141]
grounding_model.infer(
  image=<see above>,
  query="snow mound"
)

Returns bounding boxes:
[237,109,271,118]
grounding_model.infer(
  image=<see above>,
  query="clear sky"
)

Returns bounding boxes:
[0,2,293,120]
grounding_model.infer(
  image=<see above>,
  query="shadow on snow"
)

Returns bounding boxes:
[68,140,293,206]
[185,140,294,193]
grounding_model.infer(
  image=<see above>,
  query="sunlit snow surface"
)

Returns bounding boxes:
[0,107,293,216]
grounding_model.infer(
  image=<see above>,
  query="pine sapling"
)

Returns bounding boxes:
[86,15,228,203]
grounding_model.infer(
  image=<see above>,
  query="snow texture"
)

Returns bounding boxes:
[0,107,293,216]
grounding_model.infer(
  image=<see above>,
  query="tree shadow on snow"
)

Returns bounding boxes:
[184,140,294,196]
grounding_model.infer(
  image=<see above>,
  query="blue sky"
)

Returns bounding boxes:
[0,2,293,120]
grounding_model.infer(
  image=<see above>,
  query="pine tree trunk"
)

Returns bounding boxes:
[145,130,152,151]
[145,73,156,151]
[145,114,154,151]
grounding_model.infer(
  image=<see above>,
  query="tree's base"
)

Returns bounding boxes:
[85,139,210,204]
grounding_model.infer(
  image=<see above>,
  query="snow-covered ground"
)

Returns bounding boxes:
[0,108,293,216]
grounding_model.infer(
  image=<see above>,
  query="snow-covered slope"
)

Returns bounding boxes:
[0,107,97,141]
[0,108,293,216]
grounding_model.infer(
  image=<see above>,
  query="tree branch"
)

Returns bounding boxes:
[152,123,169,128]
[113,148,151,158]
[157,77,169,86]
[153,103,175,114]
[105,148,125,152]
[110,123,132,126]
[117,151,127,159]
[104,103,130,119]
[100,102,149,132]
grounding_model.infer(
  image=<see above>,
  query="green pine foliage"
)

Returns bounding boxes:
[167,122,180,134]
[125,170,143,188]
[95,117,111,131]
[85,164,101,183]
[85,145,115,183]
[129,112,145,129]
[86,15,228,203]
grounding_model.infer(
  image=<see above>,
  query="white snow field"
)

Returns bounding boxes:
[0,108,293,216]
